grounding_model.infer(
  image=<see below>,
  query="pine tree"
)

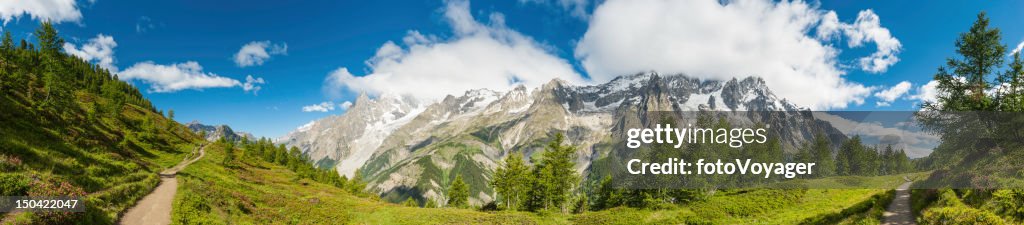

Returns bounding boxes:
[572,194,588,214]
[810,132,835,177]
[348,169,367,195]
[896,149,913,173]
[276,144,288,165]
[491,152,531,210]
[447,174,469,208]
[221,138,236,166]
[995,53,1024,140]
[1003,53,1024,112]
[592,175,621,210]
[0,31,12,53]
[835,136,880,176]
[41,71,69,111]
[35,22,64,56]
[101,81,124,117]
[924,12,1005,111]
[525,133,579,212]
[859,145,880,176]
[835,136,858,175]
[424,198,438,208]
[881,145,896,175]
[795,142,814,163]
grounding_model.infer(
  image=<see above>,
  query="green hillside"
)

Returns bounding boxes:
[0,23,200,224]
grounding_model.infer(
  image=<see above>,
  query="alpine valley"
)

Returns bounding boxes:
[278,72,849,205]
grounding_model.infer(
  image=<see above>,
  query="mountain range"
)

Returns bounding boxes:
[187,121,256,142]
[278,72,847,204]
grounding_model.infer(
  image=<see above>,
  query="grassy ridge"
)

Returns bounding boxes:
[0,22,201,224]
[1,91,198,224]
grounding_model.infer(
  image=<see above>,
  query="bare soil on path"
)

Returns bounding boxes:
[882,180,915,225]
[119,145,205,225]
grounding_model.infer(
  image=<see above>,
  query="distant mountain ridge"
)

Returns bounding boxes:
[186,121,255,142]
[279,72,847,205]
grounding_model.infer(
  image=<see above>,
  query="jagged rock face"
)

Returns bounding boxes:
[277,93,423,177]
[186,121,254,142]
[279,72,846,205]
[557,73,842,151]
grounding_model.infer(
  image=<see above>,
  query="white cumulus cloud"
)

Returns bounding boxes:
[814,112,939,158]
[908,80,941,105]
[63,34,118,72]
[818,10,902,73]
[0,0,82,24]
[234,41,288,67]
[119,61,264,94]
[242,75,265,95]
[574,0,902,109]
[324,0,582,100]
[339,101,353,110]
[302,101,336,112]
[874,81,911,107]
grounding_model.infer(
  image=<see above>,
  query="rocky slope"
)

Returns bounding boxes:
[186,121,255,142]
[279,72,847,205]
[277,93,423,177]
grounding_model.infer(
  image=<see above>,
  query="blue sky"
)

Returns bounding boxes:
[2,0,1023,138]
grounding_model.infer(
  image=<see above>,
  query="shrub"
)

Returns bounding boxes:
[983,189,1024,222]
[27,178,87,224]
[933,189,964,208]
[912,189,939,216]
[403,197,420,208]
[799,190,894,225]
[172,188,217,225]
[0,154,23,172]
[920,206,1005,225]
[0,173,29,195]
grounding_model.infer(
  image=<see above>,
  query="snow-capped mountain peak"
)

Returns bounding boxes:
[278,92,424,177]
[278,73,832,205]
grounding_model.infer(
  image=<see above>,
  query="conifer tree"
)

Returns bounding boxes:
[1,31,12,53]
[348,169,367,195]
[447,174,469,208]
[424,198,438,208]
[926,12,1004,111]
[810,132,835,177]
[491,152,531,210]
[525,133,579,212]
[835,136,857,175]
[221,138,236,166]
[35,22,64,56]
[592,175,620,210]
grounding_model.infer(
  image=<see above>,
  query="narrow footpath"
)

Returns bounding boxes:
[882,178,915,225]
[119,145,205,225]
